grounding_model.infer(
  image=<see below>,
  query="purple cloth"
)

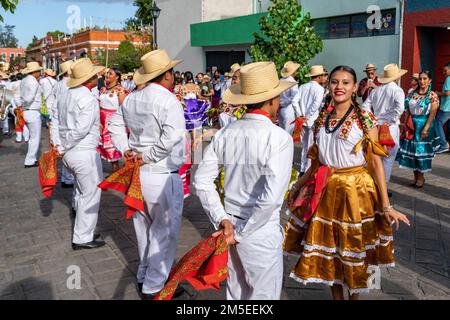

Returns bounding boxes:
[184,99,210,131]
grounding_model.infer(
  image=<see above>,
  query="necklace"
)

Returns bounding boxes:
[325,106,354,134]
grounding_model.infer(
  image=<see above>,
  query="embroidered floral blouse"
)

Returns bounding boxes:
[99,85,129,111]
[315,109,378,169]
[407,91,439,116]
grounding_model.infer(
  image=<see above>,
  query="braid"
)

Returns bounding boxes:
[313,93,332,135]
[351,93,370,138]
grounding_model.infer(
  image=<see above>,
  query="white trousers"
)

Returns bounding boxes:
[23,110,41,165]
[133,171,184,294]
[383,125,400,183]
[226,215,283,300]
[300,126,314,173]
[61,164,75,184]
[278,106,296,135]
[1,117,9,134]
[63,150,103,244]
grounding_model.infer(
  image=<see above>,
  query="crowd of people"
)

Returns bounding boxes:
[0,48,449,301]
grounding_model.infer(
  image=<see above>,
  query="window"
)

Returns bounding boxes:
[10,53,14,61]
[313,8,396,40]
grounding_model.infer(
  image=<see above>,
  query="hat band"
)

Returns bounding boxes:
[241,81,281,96]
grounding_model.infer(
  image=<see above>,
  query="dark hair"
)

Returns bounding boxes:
[16,73,25,80]
[445,62,450,68]
[419,70,432,80]
[313,65,371,138]
[185,71,194,83]
[109,67,122,84]
[151,68,173,83]
[246,101,265,110]
[9,75,17,82]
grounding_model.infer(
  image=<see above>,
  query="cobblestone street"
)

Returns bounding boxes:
[1,130,450,300]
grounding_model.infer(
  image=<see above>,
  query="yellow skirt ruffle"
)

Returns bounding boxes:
[284,166,394,295]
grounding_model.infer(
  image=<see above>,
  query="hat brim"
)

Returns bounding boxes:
[378,69,408,84]
[66,66,105,88]
[281,63,301,78]
[57,71,69,78]
[22,66,43,74]
[305,72,326,77]
[133,60,182,86]
[222,80,296,105]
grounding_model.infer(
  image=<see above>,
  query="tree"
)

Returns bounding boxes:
[0,0,18,23]
[26,35,40,50]
[47,30,65,42]
[133,0,154,26]
[0,24,18,47]
[250,0,323,84]
[96,41,151,73]
[123,17,140,31]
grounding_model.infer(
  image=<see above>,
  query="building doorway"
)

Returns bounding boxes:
[205,51,245,74]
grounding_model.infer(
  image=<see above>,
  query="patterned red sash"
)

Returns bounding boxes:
[15,108,25,133]
[38,148,59,197]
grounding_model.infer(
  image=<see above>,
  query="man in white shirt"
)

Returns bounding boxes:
[40,69,57,121]
[278,61,300,134]
[108,49,186,300]
[20,62,43,168]
[194,62,294,300]
[1,74,13,135]
[53,60,75,190]
[121,73,136,92]
[51,58,105,250]
[291,65,327,174]
[363,64,407,188]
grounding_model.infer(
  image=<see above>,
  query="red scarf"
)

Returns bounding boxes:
[38,148,59,198]
[98,160,144,219]
[247,108,273,122]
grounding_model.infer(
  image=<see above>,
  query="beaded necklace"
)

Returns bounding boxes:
[324,105,354,134]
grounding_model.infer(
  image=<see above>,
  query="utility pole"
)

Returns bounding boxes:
[106,17,109,68]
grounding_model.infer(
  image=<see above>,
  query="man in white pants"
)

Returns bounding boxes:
[291,65,327,174]
[51,58,105,250]
[108,49,186,300]
[194,62,294,300]
[53,61,75,190]
[363,64,407,194]
[278,61,300,134]
[20,62,43,168]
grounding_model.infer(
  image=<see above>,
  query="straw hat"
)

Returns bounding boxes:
[45,69,56,77]
[224,72,230,77]
[58,60,74,77]
[281,61,300,78]
[230,63,241,76]
[305,65,327,78]
[364,63,377,72]
[222,61,296,105]
[66,58,105,89]
[133,49,182,86]
[22,61,43,74]
[0,72,9,80]
[378,64,408,84]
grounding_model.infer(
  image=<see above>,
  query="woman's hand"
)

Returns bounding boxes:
[212,219,236,245]
[420,128,429,140]
[384,207,410,231]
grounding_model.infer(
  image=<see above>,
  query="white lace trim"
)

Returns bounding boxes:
[289,274,371,295]
[311,217,377,228]
[302,251,365,267]
[377,263,396,268]
[283,251,301,257]
[301,241,367,259]
[379,235,394,241]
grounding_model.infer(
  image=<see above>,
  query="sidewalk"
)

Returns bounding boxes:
[0,130,449,300]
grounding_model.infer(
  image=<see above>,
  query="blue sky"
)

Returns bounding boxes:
[2,0,137,47]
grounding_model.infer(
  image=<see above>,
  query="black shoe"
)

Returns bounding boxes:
[61,182,74,189]
[137,282,143,293]
[24,162,38,168]
[94,233,101,240]
[171,286,185,299]
[72,240,106,250]
[140,292,156,300]
[387,192,393,198]
[71,208,76,217]
[139,284,185,300]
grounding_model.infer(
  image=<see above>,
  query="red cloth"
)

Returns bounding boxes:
[98,160,144,220]
[378,124,396,150]
[400,112,414,141]
[154,233,229,300]
[290,117,304,143]
[38,148,59,197]
[247,108,273,122]
[15,108,25,133]
[292,165,333,221]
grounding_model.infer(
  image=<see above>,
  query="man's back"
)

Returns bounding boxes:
[295,81,325,127]
[363,82,405,124]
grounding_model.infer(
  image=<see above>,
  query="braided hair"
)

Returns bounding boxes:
[313,93,332,136]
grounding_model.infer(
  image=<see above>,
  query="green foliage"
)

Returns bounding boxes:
[0,0,18,23]
[0,24,18,47]
[250,0,323,84]
[26,35,40,50]
[133,0,154,26]
[47,30,65,42]
[96,40,151,73]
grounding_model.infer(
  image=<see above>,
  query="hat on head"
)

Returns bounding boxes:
[305,65,327,78]
[222,61,296,105]
[58,60,74,77]
[230,63,241,76]
[364,63,377,72]
[45,69,56,77]
[281,61,300,78]
[22,61,43,74]
[203,74,211,81]
[378,64,408,84]
[0,72,9,80]
[224,72,230,77]
[66,58,105,88]
[133,49,182,86]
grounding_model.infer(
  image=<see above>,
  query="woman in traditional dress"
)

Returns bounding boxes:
[396,71,440,188]
[98,68,129,172]
[285,66,410,300]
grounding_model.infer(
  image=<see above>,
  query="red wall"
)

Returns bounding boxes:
[402,7,450,92]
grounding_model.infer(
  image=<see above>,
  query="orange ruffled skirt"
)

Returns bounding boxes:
[283,165,394,295]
